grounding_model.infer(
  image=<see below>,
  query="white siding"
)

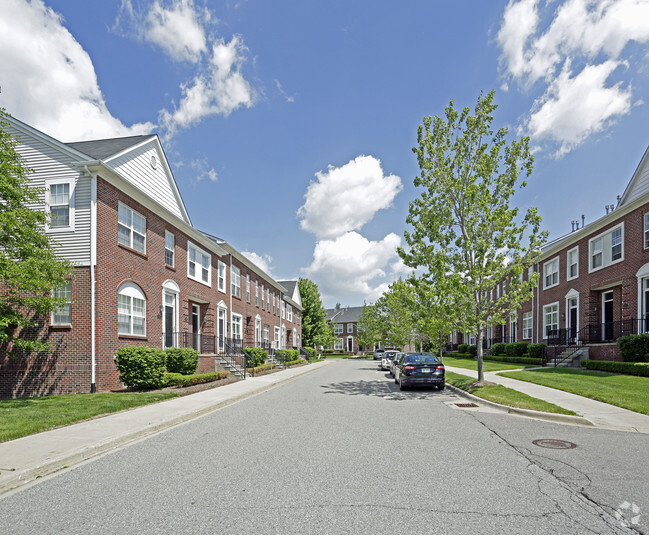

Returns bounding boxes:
[108,141,188,223]
[10,125,92,266]
[622,156,649,204]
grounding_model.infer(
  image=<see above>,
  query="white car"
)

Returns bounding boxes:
[381,350,398,371]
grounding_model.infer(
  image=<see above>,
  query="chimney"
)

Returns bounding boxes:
[605,205,610,215]
[581,214,585,228]
[571,220,576,232]
[617,195,622,206]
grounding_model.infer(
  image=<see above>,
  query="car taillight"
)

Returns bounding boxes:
[436,365,444,370]
[404,365,417,371]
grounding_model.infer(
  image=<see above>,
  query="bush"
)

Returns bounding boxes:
[303,347,317,359]
[243,347,268,367]
[458,344,470,354]
[275,349,299,363]
[485,355,543,365]
[468,345,477,356]
[527,343,546,359]
[491,343,507,356]
[165,347,199,375]
[162,372,184,387]
[116,346,167,389]
[162,371,229,387]
[510,342,530,357]
[617,334,649,362]
[583,360,649,377]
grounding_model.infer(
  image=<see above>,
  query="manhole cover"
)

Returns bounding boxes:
[456,403,479,408]
[532,439,577,449]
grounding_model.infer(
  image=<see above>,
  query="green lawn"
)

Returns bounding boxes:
[0,391,180,443]
[499,368,649,415]
[442,356,535,372]
[445,371,577,415]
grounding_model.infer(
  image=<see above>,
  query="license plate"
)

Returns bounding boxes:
[421,368,431,373]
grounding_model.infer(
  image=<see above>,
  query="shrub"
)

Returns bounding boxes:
[165,347,199,375]
[162,371,229,387]
[617,334,649,362]
[162,372,184,387]
[458,344,470,354]
[468,345,477,357]
[275,349,299,363]
[243,347,268,367]
[115,346,167,389]
[303,347,317,359]
[485,355,543,365]
[527,343,546,359]
[511,342,530,357]
[582,360,649,377]
[491,343,507,356]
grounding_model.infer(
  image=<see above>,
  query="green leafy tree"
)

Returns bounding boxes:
[375,280,415,349]
[356,303,384,350]
[399,90,546,382]
[0,109,73,355]
[298,278,334,348]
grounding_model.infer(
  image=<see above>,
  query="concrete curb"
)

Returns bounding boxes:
[445,383,594,427]
[0,360,332,497]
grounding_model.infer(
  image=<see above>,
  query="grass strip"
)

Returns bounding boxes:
[499,368,649,415]
[445,371,577,415]
[442,356,536,372]
[0,391,179,443]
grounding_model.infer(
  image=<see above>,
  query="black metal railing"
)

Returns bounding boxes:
[548,319,646,346]
[164,332,215,353]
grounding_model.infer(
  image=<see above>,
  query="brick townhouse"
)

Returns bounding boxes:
[326,306,363,353]
[452,144,649,362]
[1,116,301,399]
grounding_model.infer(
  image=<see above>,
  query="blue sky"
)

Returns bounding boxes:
[2,0,649,308]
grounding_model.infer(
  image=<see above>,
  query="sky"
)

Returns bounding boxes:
[2,0,649,308]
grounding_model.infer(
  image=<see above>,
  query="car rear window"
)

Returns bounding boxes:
[405,354,440,364]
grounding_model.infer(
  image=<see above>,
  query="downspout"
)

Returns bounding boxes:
[87,166,97,393]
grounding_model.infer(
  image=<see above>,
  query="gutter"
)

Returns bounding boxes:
[86,165,97,393]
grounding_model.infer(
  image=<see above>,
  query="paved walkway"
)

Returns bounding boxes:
[0,361,331,497]
[445,365,649,434]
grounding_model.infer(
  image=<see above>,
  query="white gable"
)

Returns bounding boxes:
[619,145,649,207]
[105,139,190,224]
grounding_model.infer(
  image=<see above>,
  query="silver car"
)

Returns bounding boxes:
[389,352,404,376]
[381,350,398,371]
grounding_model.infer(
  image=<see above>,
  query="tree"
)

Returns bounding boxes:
[356,303,383,350]
[375,280,415,349]
[298,278,334,348]
[399,90,546,382]
[0,109,73,355]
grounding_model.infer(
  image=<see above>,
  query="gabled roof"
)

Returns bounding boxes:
[65,136,155,160]
[326,306,364,323]
[277,280,302,308]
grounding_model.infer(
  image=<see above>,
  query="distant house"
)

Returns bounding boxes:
[0,116,302,399]
[325,306,364,353]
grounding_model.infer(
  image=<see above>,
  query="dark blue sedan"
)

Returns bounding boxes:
[394,353,445,391]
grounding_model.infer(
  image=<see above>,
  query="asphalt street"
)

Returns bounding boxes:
[0,359,647,534]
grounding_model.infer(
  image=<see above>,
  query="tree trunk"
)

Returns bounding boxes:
[476,328,484,383]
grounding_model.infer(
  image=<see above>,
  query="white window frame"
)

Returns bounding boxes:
[263,325,270,345]
[261,284,265,308]
[52,281,72,325]
[46,179,74,232]
[510,315,517,343]
[255,281,259,306]
[281,301,285,319]
[231,265,241,298]
[118,282,146,336]
[644,214,649,249]
[543,257,559,290]
[231,313,243,340]
[217,260,226,292]
[567,246,578,281]
[334,338,343,351]
[334,324,343,334]
[246,274,251,302]
[589,223,624,273]
[287,304,293,322]
[187,242,212,286]
[274,326,280,349]
[347,323,354,334]
[165,230,175,268]
[118,202,146,253]
[522,311,533,340]
[542,302,559,339]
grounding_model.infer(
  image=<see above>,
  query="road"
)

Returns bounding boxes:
[1,359,647,534]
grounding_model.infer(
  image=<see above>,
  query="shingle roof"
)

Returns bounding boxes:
[278,280,297,296]
[325,306,364,323]
[65,135,155,160]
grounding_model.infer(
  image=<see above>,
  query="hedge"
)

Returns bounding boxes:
[484,355,543,365]
[616,334,649,362]
[165,347,199,375]
[303,347,317,359]
[243,347,268,367]
[275,349,299,363]
[505,342,529,358]
[491,343,507,356]
[582,360,649,377]
[116,346,167,389]
[162,371,229,387]
[527,343,545,359]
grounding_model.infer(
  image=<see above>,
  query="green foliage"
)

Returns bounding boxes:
[0,109,73,355]
[115,346,167,389]
[582,360,649,377]
[303,347,317,359]
[298,278,334,348]
[458,344,470,354]
[616,334,649,362]
[243,347,268,367]
[484,355,542,365]
[275,349,299,363]
[491,343,507,356]
[527,343,546,359]
[468,345,477,356]
[356,304,384,349]
[162,371,227,387]
[164,347,199,375]
[509,342,530,357]
[399,90,547,381]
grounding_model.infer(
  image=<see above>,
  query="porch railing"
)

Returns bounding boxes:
[547,319,646,346]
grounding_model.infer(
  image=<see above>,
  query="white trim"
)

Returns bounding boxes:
[542,301,559,340]
[566,246,579,281]
[187,241,212,287]
[522,311,533,340]
[588,222,624,274]
[565,289,579,340]
[636,263,649,324]
[45,178,75,232]
[543,256,560,290]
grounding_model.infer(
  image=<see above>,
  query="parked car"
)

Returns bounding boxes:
[389,352,404,377]
[395,353,445,391]
[381,350,398,371]
[373,348,385,360]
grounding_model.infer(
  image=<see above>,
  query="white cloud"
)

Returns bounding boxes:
[190,158,219,182]
[497,0,649,154]
[303,231,402,300]
[0,0,153,141]
[525,59,632,156]
[298,155,403,240]
[241,251,274,276]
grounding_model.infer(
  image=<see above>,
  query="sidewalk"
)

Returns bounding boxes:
[0,361,331,498]
[445,365,649,433]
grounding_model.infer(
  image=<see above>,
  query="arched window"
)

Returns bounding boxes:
[118,282,146,336]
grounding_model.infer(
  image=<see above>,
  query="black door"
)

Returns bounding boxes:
[603,292,614,341]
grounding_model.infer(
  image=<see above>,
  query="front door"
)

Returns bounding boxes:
[164,292,176,348]
[568,297,578,341]
[603,291,614,341]
[347,337,353,352]
[192,304,200,352]
[217,307,226,353]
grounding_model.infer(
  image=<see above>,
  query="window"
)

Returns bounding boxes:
[543,257,559,289]
[118,203,146,253]
[118,283,146,336]
[261,285,265,308]
[645,214,649,249]
[274,326,280,349]
[273,293,276,314]
[523,312,533,339]
[347,323,354,333]
[267,289,270,311]
[246,275,251,302]
[255,281,259,306]
[334,338,343,350]
[48,182,72,229]
[264,325,270,345]
[591,238,603,269]
[217,261,226,292]
[231,314,243,340]
[281,301,285,319]
[543,303,559,339]
[334,324,343,334]
[567,247,578,280]
[188,242,211,285]
[231,265,241,297]
[287,304,293,322]
[52,281,72,325]
[165,231,175,267]
[510,316,518,343]
[611,228,622,261]
[589,224,624,272]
